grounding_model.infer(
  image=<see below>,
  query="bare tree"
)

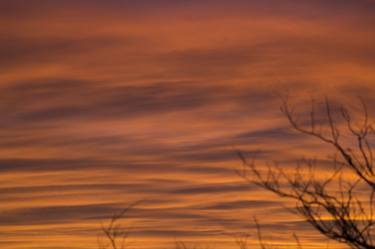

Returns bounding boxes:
[98,202,140,249]
[175,241,215,249]
[239,97,375,249]
[233,232,250,249]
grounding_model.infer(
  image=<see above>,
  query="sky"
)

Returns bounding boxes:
[1,1,375,249]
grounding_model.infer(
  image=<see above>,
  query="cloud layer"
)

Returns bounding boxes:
[0,1,374,249]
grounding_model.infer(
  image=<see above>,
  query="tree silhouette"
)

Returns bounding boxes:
[98,202,140,249]
[239,97,375,249]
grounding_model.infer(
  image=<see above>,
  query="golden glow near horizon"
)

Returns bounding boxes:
[0,1,374,249]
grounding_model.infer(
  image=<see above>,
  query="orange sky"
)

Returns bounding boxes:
[1,1,375,249]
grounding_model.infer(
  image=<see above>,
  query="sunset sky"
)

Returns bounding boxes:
[1,1,375,249]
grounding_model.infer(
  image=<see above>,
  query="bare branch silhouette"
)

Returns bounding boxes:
[175,241,214,249]
[239,97,375,249]
[233,232,250,249]
[98,202,141,249]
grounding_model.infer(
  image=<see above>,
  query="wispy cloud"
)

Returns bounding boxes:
[0,1,374,248]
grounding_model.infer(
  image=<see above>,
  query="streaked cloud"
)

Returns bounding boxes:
[0,1,374,249]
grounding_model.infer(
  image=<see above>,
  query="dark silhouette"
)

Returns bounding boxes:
[98,202,139,249]
[239,97,375,249]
